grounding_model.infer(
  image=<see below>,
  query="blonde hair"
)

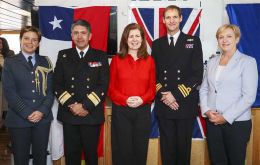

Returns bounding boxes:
[216,24,241,40]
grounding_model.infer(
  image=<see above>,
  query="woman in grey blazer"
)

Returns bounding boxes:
[200,24,258,165]
[2,26,53,165]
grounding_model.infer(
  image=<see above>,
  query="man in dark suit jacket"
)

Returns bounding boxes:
[152,5,203,165]
[53,20,109,165]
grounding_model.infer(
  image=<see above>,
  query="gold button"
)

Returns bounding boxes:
[71,77,75,80]
[87,86,89,89]
[177,77,180,80]
[177,70,180,73]
[164,84,168,87]
[32,80,34,83]
[101,92,104,96]
[164,77,167,80]
[32,90,35,93]
[87,78,90,81]
[71,93,74,96]
[71,85,74,88]
[33,99,35,103]
[164,70,167,73]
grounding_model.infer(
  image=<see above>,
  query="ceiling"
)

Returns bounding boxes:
[0,0,36,32]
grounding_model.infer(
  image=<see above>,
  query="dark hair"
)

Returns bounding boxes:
[119,23,148,58]
[0,37,14,58]
[20,26,41,42]
[163,5,182,17]
[71,19,91,33]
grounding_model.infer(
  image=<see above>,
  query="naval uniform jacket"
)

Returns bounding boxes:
[152,32,203,119]
[53,47,109,125]
[2,53,54,127]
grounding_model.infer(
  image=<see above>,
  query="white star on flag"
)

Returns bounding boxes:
[49,16,63,30]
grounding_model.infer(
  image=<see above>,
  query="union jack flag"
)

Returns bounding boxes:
[130,7,206,139]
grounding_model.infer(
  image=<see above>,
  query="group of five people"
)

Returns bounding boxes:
[2,4,258,165]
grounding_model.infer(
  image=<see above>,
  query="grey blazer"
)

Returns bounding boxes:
[200,50,258,124]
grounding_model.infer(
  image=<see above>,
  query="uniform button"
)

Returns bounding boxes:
[32,80,34,83]
[164,77,167,80]
[71,93,74,96]
[71,85,74,88]
[71,77,75,80]
[33,99,35,103]
[164,84,168,87]
[215,90,217,93]
[164,70,167,74]
[177,70,180,73]
[32,90,35,93]
[177,77,180,80]
[87,86,89,89]
[55,91,58,95]
[31,71,34,74]
[87,78,90,81]
[101,92,104,96]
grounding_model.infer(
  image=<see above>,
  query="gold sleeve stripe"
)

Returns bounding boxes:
[180,84,192,94]
[91,92,101,102]
[58,91,68,100]
[178,85,188,97]
[59,92,72,105]
[87,93,100,106]
[156,83,162,92]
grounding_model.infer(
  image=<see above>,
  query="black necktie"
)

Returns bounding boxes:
[80,51,84,59]
[170,36,174,46]
[28,56,33,68]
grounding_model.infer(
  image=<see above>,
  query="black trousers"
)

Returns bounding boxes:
[206,119,251,165]
[9,123,50,165]
[63,123,101,165]
[158,118,195,165]
[111,104,151,165]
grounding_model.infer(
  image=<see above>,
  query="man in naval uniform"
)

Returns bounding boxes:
[53,20,109,165]
[151,5,203,165]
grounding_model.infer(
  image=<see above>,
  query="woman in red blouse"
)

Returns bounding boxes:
[108,23,156,165]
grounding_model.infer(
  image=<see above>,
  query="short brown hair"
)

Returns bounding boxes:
[163,5,181,18]
[119,23,148,58]
[20,26,41,42]
[216,24,241,40]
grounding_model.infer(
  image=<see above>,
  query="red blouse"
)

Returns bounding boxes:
[108,54,156,106]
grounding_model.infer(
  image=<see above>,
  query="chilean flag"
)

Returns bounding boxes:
[130,7,206,139]
[38,6,111,160]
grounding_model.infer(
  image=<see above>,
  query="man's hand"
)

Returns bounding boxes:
[68,102,89,117]
[161,91,179,110]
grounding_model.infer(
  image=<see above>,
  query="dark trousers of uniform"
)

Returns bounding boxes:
[206,119,251,165]
[158,118,194,165]
[9,123,50,165]
[111,104,151,165]
[63,123,100,165]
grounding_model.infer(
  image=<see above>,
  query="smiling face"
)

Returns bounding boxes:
[71,25,92,50]
[217,28,239,53]
[163,9,182,35]
[20,31,39,54]
[127,29,142,52]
